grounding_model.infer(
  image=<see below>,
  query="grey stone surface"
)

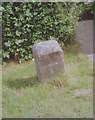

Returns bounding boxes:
[75,20,93,55]
[87,54,95,63]
[32,40,64,82]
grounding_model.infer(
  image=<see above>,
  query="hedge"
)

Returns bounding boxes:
[2,2,94,64]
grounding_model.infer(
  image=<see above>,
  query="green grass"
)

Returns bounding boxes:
[2,45,93,118]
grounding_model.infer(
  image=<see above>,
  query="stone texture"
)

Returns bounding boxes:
[32,40,64,82]
[87,54,95,62]
[75,20,93,55]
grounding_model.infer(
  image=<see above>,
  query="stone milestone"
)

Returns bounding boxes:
[32,40,64,82]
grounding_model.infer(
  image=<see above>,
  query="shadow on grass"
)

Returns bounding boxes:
[6,75,40,89]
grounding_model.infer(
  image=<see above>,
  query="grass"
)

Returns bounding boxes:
[2,45,93,118]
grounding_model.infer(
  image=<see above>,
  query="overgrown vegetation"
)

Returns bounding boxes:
[1,2,94,64]
[2,45,93,118]
[1,2,77,63]
[73,2,94,21]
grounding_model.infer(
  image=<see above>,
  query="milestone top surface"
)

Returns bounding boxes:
[32,40,63,57]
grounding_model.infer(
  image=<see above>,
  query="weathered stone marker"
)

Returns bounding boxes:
[32,40,64,82]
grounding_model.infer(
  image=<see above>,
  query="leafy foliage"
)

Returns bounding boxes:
[71,2,94,21]
[2,2,94,64]
[2,2,77,63]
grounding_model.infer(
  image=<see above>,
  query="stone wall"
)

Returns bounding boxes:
[75,20,93,55]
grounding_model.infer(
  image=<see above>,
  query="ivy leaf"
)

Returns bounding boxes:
[3,52,9,58]
[14,23,18,26]
[15,7,19,11]
[16,30,21,36]
[4,42,11,47]
[25,56,28,60]
[0,6,4,11]
[7,32,12,36]
[34,12,37,15]
[5,28,10,31]
[15,39,22,45]
[26,9,30,16]
[29,54,32,59]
